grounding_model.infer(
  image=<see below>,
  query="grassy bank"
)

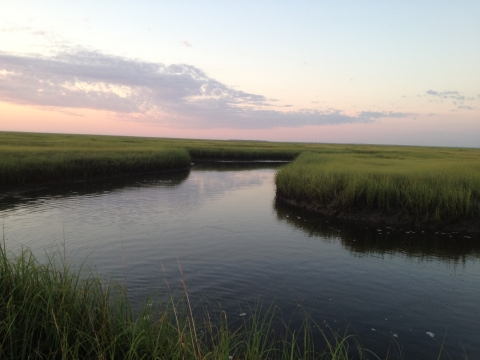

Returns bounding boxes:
[0,132,302,186]
[0,133,193,186]
[0,244,375,360]
[275,151,480,223]
[1,150,192,186]
[2,131,480,227]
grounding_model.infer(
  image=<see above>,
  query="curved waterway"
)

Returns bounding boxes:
[1,163,479,359]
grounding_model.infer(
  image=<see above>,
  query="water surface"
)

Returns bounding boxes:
[1,164,479,359]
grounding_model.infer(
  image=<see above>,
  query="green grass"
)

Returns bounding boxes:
[0,132,301,186]
[2,131,480,223]
[0,243,378,360]
[0,132,193,186]
[275,151,480,221]
[0,150,192,186]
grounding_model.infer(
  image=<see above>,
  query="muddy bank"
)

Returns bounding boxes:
[276,194,480,235]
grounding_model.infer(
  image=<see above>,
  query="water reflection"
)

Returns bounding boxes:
[0,170,190,214]
[0,163,285,214]
[274,199,480,263]
[1,165,479,359]
[193,161,288,172]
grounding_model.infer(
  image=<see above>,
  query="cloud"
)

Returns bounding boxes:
[0,50,410,129]
[426,89,479,111]
[457,105,476,110]
[0,26,77,54]
[426,90,465,101]
[358,111,411,120]
[0,26,52,39]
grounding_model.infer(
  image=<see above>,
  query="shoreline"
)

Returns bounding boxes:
[192,158,290,163]
[0,166,192,196]
[276,194,480,235]
[0,158,290,194]
[0,159,288,194]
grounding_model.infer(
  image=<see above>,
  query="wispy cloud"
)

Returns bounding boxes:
[0,26,56,40]
[425,89,479,107]
[358,111,411,120]
[426,90,465,101]
[0,50,411,129]
[0,26,78,54]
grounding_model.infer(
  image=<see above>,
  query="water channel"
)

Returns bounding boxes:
[1,163,479,359]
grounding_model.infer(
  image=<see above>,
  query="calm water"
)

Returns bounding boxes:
[1,164,479,359]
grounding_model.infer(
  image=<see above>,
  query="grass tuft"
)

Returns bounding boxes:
[0,243,377,359]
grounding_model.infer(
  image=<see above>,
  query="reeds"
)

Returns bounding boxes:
[3,131,480,222]
[0,132,301,186]
[275,152,480,221]
[0,149,191,186]
[0,243,376,359]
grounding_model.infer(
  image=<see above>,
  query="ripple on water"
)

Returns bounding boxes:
[1,166,480,359]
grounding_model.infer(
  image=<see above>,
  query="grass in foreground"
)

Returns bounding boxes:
[275,151,480,221]
[0,244,377,360]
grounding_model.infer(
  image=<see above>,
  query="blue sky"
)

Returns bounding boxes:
[1,1,479,146]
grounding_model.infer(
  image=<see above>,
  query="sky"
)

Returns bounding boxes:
[0,1,479,147]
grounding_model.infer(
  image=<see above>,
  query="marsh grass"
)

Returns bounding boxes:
[275,152,480,221]
[0,132,301,186]
[3,131,480,221]
[0,243,379,360]
[0,150,192,186]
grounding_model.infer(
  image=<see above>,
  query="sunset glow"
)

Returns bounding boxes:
[1,1,479,146]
